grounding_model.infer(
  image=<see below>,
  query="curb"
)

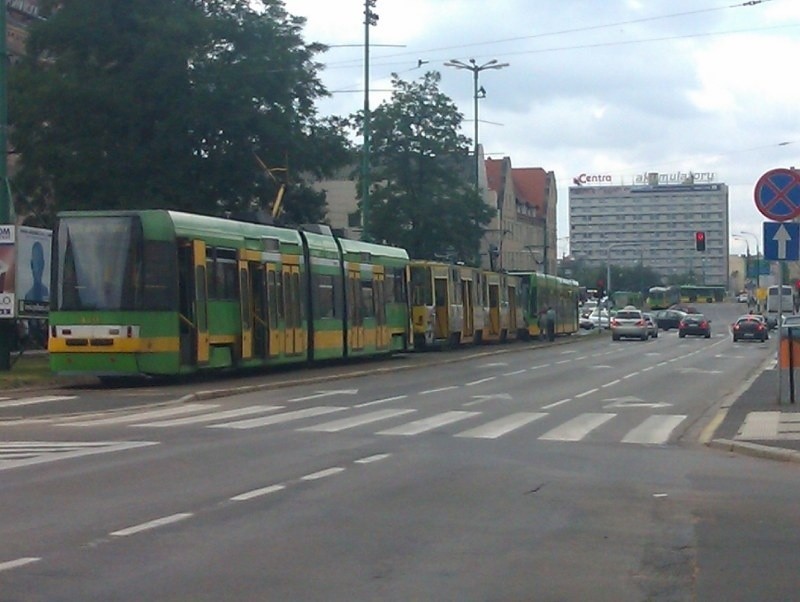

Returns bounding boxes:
[707,438,800,464]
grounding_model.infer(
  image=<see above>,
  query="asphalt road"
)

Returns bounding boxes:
[2,302,798,600]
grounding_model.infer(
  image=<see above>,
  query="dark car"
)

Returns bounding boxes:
[732,315,768,342]
[653,309,686,331]
[678,313,711,338]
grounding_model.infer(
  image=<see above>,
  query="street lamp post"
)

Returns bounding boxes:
[444,58,509,188]
[361,0,378,242]
[732,234,751,300]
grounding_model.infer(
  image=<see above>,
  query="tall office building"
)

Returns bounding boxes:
[569,172,729,286]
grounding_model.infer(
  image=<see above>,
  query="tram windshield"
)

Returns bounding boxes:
[53,216,176,311]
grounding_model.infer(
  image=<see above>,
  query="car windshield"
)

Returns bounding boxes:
[616,311,641,319]
[684,314,704,321]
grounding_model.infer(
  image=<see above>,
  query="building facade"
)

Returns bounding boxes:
[569,174,729,287]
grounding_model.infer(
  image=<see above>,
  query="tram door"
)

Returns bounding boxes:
[462,278,474,338]
[249,262,268,358]
[266,264,282,357]
[507,283,518,334]
[184,240,209,364]
[488,282,500,336]
[283,264,303,355]
[238,259,253,360]
[348,266,364,351]
[375,270,388,349]
[434,277,449,339]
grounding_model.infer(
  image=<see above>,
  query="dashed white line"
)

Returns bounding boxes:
[602,379,621,388]
[111,513,193,537]
[419,386,459,395]
[530,364,550,370]
[575,388,599,398]
[301,467,346,480]
[623,372,639,379]
[465,377,496,386]
[354,453,391,464]
[355,395,407,408]
[502,369,527,376]
[555,359,571,365]
[542,398,571,410]
[231,484,286,502]
[0,557,40,572]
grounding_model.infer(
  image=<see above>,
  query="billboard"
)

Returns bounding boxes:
[0,224,52,319]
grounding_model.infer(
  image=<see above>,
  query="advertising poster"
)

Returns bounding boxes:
[16,226,52,318]
[0,224,16,319]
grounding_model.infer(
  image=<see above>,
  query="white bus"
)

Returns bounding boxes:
[766,285,794,326]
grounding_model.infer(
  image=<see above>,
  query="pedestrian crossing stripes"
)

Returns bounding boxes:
[0,440,158,471]
[49,403,689,446]
[737,411,800,441]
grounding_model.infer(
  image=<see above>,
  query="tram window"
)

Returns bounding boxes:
[410,267,432,305]
[142,240,177,310]
[216,249,237,300]
[361,279,375,318]
[315,274,335,319]
[205,250,216,299]
[267,270,278,328]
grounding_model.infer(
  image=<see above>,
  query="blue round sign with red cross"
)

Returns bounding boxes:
[754,168,800,222]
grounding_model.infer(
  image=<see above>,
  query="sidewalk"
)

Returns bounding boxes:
[708,359,800,463]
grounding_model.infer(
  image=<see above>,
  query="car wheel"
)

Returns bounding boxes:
[641,333,648,341]
[679,332,685,338]
[653,331,658,338]
[612,334,620,341]
[705,333,711,339]
[733,336,738,342]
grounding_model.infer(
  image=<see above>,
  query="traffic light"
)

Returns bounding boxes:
[695,231,706,251]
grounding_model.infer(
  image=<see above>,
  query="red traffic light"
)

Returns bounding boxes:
[695,231,706,251]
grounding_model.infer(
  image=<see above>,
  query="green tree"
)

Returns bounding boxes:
[9,0,351,225]
[353,72,494,263]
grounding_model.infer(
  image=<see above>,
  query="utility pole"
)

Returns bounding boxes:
[360,0,378,242]
[0,3,12,371]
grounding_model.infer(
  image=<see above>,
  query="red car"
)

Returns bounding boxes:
[732,316,768,342]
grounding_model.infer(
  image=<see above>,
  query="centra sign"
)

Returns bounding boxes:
[573,173,612,186]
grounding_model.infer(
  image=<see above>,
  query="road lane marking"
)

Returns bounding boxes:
[623,372,639,379]
[231,484,286,501]
[622,415,687,445]
[602,379,621,388]
[377,411,480,436]
[0,557,40,572]
[541,398,571,410]
[502,369,527,376]
[354,454,391,464]
[539,413,615,441]
[419,386,459,395]
[208,406,346,429]
[0,395,76,408]
[455,412,547,439]
[299,409,416,432]
[111,513,193,537]
[301,467,345,480]
[355,395,407,408]
[466,377,496,386]
[0,441,158,471]
[575,388,599,398]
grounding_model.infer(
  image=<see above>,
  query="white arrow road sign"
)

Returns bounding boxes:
[604,396,672,409]
[464,393,513,407]
[773,224,792,259]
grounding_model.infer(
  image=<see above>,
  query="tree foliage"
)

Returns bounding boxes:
[355,72,494,263]
[9,0,352,226]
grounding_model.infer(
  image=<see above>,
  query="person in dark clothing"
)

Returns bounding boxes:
[545,306,556,342]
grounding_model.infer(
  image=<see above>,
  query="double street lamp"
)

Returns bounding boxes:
[444,58,509,188]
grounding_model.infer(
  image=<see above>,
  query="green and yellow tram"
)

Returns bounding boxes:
[49,210,410,376]
[511,272,580,339]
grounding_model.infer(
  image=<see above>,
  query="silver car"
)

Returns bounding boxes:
[611,306,649,341]
[642,312,659,338]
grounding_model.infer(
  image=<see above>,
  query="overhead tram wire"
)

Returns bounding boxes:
[314,0,780,71]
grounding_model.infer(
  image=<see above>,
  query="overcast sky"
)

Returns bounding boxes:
[281,0,800,257]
